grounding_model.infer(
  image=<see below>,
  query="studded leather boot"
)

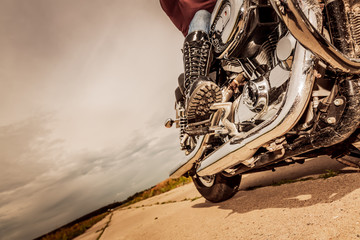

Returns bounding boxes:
[183,31,221,122]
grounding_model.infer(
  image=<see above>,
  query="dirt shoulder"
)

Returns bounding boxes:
[79,157,360,240]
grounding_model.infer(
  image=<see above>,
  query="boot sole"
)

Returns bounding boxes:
[187,82,222,121]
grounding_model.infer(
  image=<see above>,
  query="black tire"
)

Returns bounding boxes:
[192,172,242,203]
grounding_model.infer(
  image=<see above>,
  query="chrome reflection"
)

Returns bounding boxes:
[269,0,360,73]
[197,42,315,176]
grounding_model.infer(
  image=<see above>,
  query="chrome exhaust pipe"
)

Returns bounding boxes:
[269,0,360,73]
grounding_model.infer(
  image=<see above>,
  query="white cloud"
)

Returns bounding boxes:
[0,114,184,239]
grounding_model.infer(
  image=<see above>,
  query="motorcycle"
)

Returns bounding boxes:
[165,0,360,203]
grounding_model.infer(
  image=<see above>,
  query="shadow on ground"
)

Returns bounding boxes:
[192,156,360,214]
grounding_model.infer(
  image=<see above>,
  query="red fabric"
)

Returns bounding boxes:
[160,0,217,36]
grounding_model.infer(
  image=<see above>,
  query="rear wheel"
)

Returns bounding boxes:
[192,172,242,203]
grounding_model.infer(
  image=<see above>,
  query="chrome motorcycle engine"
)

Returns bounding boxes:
[210,0,279,58]
[171,0,311,155]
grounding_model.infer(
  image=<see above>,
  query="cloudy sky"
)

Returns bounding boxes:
[0,0,185,239]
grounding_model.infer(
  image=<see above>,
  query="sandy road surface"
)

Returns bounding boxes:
[76,156,360,240]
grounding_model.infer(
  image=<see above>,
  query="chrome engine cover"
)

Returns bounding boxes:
[242,76,270,113]
[210,0,246,55]
[210,0,279,59]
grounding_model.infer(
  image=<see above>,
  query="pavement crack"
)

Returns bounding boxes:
[96,212,113,240]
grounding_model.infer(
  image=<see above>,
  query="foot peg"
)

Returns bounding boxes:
[209,102,239,136]
[164,118,179,128]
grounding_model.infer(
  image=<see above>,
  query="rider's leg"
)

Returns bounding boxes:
[182,10,221,122]
[188,10,212,34]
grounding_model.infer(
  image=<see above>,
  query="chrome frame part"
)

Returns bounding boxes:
[210,0,247,55]
[269,0,360,73]
[169,110,222,178]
